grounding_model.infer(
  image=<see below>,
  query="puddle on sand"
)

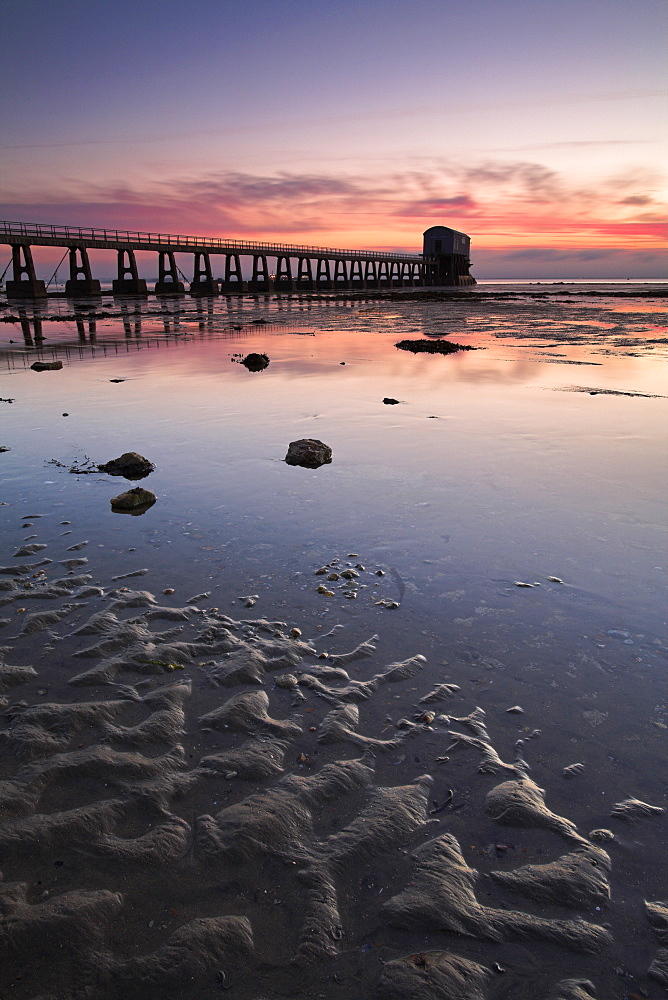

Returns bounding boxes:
[0,285,666,999]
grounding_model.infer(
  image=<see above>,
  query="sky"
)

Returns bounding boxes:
[1,0,666,279]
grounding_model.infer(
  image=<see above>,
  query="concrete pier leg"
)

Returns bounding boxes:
[155,251,185,294]
[296,256,314,290]
[222,253,245,293]
[113,249,147,295]
[65,246,102,296]
[387,261,401,287]
[333,258,349,289]
[364,260,379,288]
[249,255,272,292]
[350,259,364,288]
[6,244,47,298]
[316,258,332,290]
[378,260,391,288]
[190,251,219,295]
[275,255,294,292]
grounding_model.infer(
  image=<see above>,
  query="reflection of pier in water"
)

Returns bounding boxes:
[0,298,330,371]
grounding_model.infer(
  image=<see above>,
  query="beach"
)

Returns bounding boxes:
[0,283,666,999]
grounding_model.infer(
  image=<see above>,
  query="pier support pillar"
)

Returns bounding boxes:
[6,244,47,298]
[155,251,185,294]
[222,253,246,293]
[364,260,379,288]
[275,255,294,291]
[388,261,401,287]
[378,260,391,287]
[316,258,332,289]
[333,258,349,288]
[113,249,147,295]
[249,255,271,291]
[297,256,314,289]
[65,246,101,297]
[190,251,219,295]
[350,259,364,288]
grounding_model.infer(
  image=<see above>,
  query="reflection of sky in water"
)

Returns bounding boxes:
[1,289,666,642]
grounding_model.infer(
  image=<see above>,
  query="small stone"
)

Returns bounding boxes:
[383,397,400,404]
[506,705,524,714]
[514,581,534,588]
[275,674,298,689]
[414,710,435,724]
[31,360,63,371]
[110,487,156,511]
[99,452,155,480]
[163,588,175,595]
[317,585,335,596]
[589,828,615,841]
[285,439,332,469]
[290,627,302,639]
[240,353,269,371]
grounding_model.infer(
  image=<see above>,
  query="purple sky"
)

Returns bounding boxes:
[1,0,666,277]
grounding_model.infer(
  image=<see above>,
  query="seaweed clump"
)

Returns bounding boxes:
[395,339,476,354]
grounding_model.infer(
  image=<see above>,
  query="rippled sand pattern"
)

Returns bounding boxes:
[1,527,666,1000]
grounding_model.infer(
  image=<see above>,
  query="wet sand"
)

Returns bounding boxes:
[0,285,666,999]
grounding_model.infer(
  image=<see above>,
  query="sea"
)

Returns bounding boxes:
[0,282,666,999]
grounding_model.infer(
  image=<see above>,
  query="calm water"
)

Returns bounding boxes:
[1,284,666,999]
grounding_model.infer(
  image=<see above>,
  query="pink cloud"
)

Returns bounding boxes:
[0,159,665,257]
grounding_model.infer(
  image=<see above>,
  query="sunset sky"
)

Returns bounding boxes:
[1,0,666,278]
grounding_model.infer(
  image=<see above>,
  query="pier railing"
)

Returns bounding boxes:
[0,220,422,262]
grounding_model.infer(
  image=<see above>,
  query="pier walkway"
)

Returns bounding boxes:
[0,220,473,297]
